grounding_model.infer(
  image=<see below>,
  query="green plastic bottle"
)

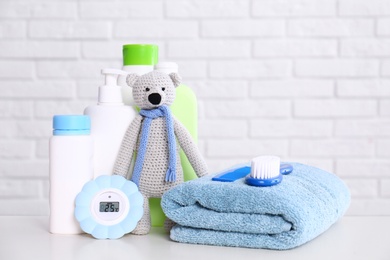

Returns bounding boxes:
[149,62,199,227]
[119,44,159,106]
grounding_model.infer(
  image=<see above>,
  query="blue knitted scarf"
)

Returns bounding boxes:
[131,105,176,186]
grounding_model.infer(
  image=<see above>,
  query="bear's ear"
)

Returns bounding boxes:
[126,74,140,87]
[169,73,181,88]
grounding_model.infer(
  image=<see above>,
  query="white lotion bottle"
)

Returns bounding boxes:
[118,44,158,106]
[84,69,136,178]
[49,115,93,234]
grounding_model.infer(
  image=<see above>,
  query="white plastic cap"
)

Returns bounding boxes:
[154,62,178,74]
[99,69,128,105]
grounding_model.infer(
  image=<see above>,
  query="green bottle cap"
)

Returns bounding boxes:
[122,44,158,66]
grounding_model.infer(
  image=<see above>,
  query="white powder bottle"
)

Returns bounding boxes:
[49,115,93,234]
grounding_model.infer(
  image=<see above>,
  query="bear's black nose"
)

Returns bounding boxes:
[148,93,161,105]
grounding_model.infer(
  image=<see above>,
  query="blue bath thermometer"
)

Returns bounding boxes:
[74,175,144,239]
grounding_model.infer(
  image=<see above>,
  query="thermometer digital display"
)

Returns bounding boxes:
[99,202,119,212]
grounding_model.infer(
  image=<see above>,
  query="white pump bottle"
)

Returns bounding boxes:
[84,68,136,178]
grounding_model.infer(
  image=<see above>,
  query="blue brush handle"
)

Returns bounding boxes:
[212,165,251,182]
[212,163,293,182]
[246,174,283,187]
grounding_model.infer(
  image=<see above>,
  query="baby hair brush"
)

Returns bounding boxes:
[211,156,293,186]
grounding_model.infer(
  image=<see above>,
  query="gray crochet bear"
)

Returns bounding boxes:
[113,70,208,235]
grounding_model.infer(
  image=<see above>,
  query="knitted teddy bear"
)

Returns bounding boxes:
[113,70,208,235]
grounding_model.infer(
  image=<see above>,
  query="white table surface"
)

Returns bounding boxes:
[0,216,389,260]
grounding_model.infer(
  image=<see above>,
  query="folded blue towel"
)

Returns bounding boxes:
[161,162,350,250]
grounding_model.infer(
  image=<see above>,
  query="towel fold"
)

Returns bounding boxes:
[161,162,350,250]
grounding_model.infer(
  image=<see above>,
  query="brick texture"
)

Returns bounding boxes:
[0,0,389,216]
[252,0,337,17]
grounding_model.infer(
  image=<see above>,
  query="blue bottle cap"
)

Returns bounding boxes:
[53,115,91,136]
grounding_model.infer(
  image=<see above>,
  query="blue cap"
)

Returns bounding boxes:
[53,115,91,136]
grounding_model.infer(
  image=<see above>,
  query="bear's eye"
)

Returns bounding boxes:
[162,87,165,91]
[145,88,150,92]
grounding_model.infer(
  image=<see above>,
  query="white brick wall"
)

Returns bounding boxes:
[0,0,389,216]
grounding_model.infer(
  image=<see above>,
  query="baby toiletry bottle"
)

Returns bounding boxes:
[149,62,199,227]
[49,115,93,234]
[84,69,136,178]
[118,44,158,106]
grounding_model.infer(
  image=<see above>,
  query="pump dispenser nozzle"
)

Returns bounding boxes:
[99,69,128,105]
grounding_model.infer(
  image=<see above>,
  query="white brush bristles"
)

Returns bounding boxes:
[250,156,281,180]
